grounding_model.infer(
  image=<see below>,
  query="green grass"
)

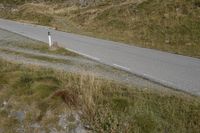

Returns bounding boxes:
[0,48,74,64]
[0,59,199,132]
[0,34,78,57]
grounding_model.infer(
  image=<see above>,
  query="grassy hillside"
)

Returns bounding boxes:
[0,0,200,58]
[0,59,200,132]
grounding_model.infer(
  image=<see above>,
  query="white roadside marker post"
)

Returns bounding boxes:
[48,31,52,47]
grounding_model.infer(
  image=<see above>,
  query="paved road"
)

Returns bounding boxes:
[0,18,200,95]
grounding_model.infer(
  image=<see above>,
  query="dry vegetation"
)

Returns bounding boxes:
[0,59,200,132]
[0,1,200,132]
[0,0,200,58]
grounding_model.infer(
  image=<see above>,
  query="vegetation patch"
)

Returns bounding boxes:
[0,29,78,57]
[0,48,74,64]
[0,59,199,132]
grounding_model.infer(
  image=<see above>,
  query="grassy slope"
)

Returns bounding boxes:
[2,38,78,57]
[0,0,200,58]
[0,1,200,132]
[0,59,200,133]
[67,0,200,58]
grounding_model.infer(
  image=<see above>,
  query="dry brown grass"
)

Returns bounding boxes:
[1,0,199,58]
[0,59,200,132]
[51,89,79,107]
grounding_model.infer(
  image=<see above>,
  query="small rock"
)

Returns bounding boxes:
[3,101,7,106]
[11,111,25,123]
[50,128,59,133]
[73,113,80,122]
[74,124,87,133]
[0,129,4,133]
[176,8,180,12]
[30,123,41,128]
[143,88,148,90]
[46,110,53,119]
[11,8,18,12]
[58,112,88,133]
[0,4,4,9]
[39,130,46,133]
[165,40,170,44]
[164,13,170,19]
[58,114,68,129]
[185,43,192,46]
[16,126,25,133]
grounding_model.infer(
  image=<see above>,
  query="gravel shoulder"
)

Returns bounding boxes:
[0,28,176,92]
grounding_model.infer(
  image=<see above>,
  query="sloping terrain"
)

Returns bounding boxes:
[0,0,200,58]
[0,30,200,133]
[0,28,171,91]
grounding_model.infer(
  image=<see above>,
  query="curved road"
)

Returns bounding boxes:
[0,18,200,95]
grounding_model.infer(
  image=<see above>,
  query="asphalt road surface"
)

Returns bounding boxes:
[0,18,200,95]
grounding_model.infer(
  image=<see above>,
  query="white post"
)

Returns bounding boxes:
[48,31,52,47]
